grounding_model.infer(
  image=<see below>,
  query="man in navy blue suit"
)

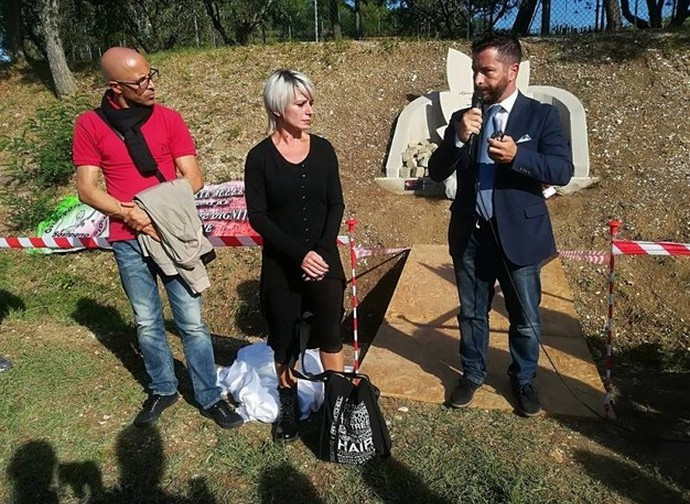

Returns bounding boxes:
[428,33,573,416]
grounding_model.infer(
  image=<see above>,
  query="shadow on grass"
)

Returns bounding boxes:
[341,251,409,350]
[362,457,450,504]
[234,279,266,338]
[259,462,325,504]
[0,290,25,370]
[0,289,25,324]
[6,440,59,504]
[573,449,686,504]
[71,298,197,406]
[6,427,217,503]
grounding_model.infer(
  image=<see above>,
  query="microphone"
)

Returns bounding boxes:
[467,91,483,151]
[471,91,483,111]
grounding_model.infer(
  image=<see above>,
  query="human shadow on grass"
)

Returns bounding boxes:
[7,426,218,503]
[0,289,25,323]
[87,425,216,503]
[0,290,25,370]
[234,279,266,339]
[573,449,686,504]
[297,424,449,503]
[72,298,196,407]
[6,440,59,504]
[258,462,325,504]
[361,457,451,504]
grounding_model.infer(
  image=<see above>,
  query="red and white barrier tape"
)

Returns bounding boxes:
[558,250,609,264]
[612,240,690,256]
[559,238,690,263]
[353,246,410,259]
[4,236,689,262]
[0,236,112,249]
[0,235,351,250]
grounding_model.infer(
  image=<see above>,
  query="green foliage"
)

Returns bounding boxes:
[0,96,91,231]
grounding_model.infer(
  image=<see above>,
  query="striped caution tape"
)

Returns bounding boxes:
[558,250,609,264]
[0,236,112,250]
[612,240,690,256]
[0,235,351,250]
[353,246,410,259]
[4,236,688,262]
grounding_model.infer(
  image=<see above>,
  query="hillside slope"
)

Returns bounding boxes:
[1,33,689,372]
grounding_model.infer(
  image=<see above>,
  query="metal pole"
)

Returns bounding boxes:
[604,219,621,418]
[467,0,472,39]
[314,0,319,42]
[346,219,360,372]
[194,9,200,48]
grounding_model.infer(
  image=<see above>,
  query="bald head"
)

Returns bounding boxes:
[100,47,156,107]
[100,47,149,82]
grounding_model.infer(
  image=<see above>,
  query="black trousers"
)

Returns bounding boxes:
[262,277,345,364]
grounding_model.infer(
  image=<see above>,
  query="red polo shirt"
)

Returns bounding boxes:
[72,103,197,242]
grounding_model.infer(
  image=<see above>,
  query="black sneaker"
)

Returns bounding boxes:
[133,393,179,427]
[0,357,12,372]
[201,400,244,429]
[514,383,542,417]
[273,386,299,442]
[449,377,481,408]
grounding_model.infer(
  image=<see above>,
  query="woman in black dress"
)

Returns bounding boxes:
[244,69,346,441]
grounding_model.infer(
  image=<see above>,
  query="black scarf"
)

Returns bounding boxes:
[98,91,159,177]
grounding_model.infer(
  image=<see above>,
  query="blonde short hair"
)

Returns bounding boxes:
[263,69,315,133]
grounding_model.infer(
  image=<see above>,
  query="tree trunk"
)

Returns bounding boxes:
[330,0,342,40]
[38,0,77,98]
[354,0,362,39]
[540,0,551,35]
[645,0,664,26]
[620,0,650,27]
[669,0,689,26]
[512,0,539,35]
[603,0,623,29]
[202,0,235,44]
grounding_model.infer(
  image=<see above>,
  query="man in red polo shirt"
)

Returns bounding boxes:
[73,47,242,429]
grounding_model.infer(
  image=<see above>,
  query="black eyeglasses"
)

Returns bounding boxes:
[115,68,159,91]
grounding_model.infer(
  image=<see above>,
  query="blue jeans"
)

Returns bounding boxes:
[452,221,542,387]
[112,240,221,409]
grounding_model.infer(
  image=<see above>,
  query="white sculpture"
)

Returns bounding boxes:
[376,48,596,195]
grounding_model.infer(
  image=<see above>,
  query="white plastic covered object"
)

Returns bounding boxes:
[216,342,325,423]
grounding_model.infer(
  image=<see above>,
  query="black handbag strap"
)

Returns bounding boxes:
[94,107,166,184]
[291,312,368,383]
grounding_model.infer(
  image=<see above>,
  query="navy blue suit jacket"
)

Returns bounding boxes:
[428,92,574,267]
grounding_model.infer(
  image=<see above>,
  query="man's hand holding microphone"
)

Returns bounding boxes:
[458,94,517,164]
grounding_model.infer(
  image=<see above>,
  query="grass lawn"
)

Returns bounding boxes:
[1,252,688,504]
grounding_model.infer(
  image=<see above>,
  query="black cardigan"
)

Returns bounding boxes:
[244,134,345,282]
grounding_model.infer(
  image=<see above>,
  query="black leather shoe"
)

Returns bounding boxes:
[201,400,244,429]
[449,377,481,408]
[134,393,179,427]
[514,383,542,417]
[273,386,299,442]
